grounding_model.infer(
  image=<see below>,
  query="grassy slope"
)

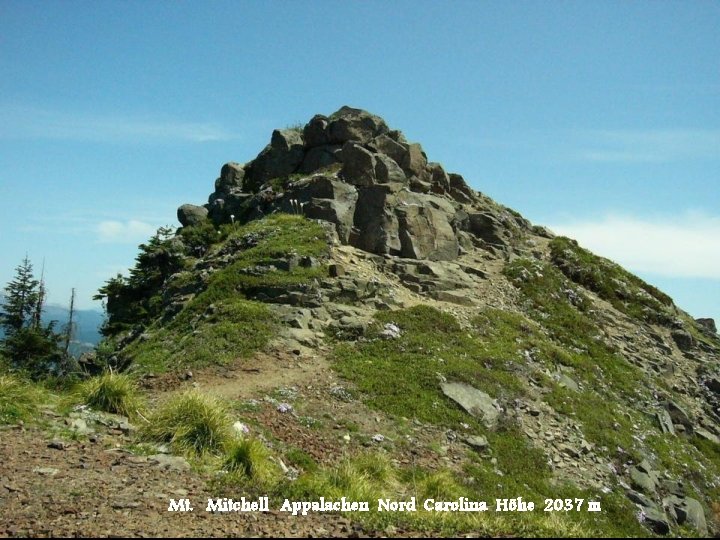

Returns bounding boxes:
[123,215,329,374]
[7,218,720,536]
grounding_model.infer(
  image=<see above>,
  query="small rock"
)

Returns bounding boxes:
[328,264,346,277]
[695,427,720,444]
[656,410,675,435]
[148,454,190,472]
[69,418,92,435]
[640,507,671,535]
[380,322,401,339]
[440,381,501,428]
[630,464,659,494]
[32,467,59,476]
[48,440,68,450]
[464,435,489,450]
[277,403,293,414]
[111,501,141,509]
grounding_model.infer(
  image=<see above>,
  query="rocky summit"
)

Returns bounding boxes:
[178,106,524,262]
[6,107,720,538]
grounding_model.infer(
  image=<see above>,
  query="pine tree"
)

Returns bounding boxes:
[0,256,39,335]
[1,257,65,377]
[94,226,183,336]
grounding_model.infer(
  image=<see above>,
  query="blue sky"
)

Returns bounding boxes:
[1,1,718,325]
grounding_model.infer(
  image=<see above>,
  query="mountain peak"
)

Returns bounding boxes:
[96,107,720,538]
[178,107,532,263]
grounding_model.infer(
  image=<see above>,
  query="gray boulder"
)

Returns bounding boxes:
[428,162,450,194]
[642,507,671,535]
[671,328,694,351]
[283,176,358,243]
[681,497,708,535]
[248,128,305,187]
[664,495,707,535]
[440,381,501,428]
[629,461,660,494]
[326,106,389,145]
[396,204,458,261]
[656,409,675,435]
[215,162,246,194]
[374,154,406,184]
[696,317,717,333]
[371,134,408,166]
[468,212,509,246]
[350,184,402,255]
[303,114,330,147]
[300,145,342,174]
[207,191,253,225]
[666,400,693,433]
[448,173,476,203]
[177,204,209,227]
[400,143,428,178]
[340,142,377,186]
[349,185,462,261]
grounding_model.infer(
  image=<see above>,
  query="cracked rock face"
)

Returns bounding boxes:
[180,106,529,262]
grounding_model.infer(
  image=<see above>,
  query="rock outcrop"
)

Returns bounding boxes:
[182,106,527,262]
[130,106,720,537]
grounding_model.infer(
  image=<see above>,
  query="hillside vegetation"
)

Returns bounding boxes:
[3,107,720,538]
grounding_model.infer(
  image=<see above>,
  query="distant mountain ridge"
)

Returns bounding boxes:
[0,294,103,356]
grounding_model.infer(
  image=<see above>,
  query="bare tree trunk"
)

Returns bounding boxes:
[64,288,75,356]
[33,259,46,331]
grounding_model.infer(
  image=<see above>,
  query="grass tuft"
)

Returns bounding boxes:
[0,374,46,424]
[76,371,143,418]
[223,436,281,488]
[139,390,233,455]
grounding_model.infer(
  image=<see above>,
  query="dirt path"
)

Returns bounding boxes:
[0,424,361,538]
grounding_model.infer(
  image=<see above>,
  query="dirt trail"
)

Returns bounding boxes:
[0,422,365,538]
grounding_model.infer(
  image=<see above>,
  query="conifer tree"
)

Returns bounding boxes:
[1,257,64,376]
[0,256,39,335]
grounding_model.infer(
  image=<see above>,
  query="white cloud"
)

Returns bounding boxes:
[96,220,160,244]
[549,213,720,280]
[578,129,720,163]
[0,104,235,143]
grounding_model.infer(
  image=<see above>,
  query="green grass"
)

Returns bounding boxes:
[284,446,318,473]
[125,298,275,373]
[179,219,226,254]
[288,451,398,504]
[503,253,720,531]
[549,236,674,324]
[544,386,638,458]
[333,305,533,429]
[283,449,641,537]
[503,257,661,462]
[222,436,281,489]
[124,214,329,374]
[504,257,648,398]
[75,371,144,418]
[222,213,329,260]
[139,390,233,455]
[0,374,47,424]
